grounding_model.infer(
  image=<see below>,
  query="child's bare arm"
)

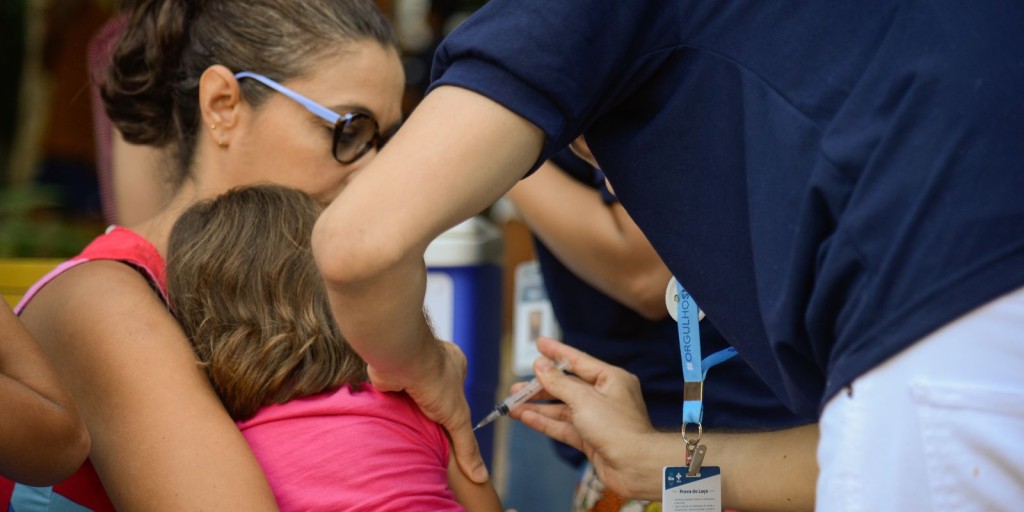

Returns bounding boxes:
[447,450,502,512]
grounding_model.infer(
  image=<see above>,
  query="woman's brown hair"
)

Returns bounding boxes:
[102,0,397,187]
[166,185,366,421]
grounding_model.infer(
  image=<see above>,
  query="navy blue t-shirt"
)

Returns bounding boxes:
[536,150,806,464]
[432,1,1024,418]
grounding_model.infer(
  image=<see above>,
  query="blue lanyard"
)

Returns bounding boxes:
[676,281,737,426]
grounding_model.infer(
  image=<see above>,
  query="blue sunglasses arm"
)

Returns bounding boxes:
[234,71,349,126]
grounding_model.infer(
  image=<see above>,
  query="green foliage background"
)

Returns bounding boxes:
[0,185,99,258]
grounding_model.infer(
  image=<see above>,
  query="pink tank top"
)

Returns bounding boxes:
[3,226,164,511]
[15,225,167,314]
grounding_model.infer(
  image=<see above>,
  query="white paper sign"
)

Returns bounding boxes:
[512,260,560,376]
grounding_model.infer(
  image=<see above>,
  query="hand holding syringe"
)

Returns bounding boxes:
[473,358,571,431]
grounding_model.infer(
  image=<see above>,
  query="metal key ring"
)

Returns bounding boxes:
[682,422,703,449]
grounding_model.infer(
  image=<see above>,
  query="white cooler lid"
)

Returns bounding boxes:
[424,216,503,267]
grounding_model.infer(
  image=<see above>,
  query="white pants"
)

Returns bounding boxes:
[817,285,1024,511]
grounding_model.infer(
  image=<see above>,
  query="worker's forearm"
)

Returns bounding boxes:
[319,246,440,381]
[314,86,543,378]
[624,425,818,511]
[507,163,670,317]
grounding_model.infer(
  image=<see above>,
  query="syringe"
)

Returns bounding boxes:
[473,358,570,431]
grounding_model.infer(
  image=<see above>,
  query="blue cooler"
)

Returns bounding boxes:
[423,216,503,468]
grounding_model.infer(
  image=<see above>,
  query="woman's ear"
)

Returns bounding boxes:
[199,65,243,146]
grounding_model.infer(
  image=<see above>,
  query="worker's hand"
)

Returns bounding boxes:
[509,337,657,497]
[368,339,488,483]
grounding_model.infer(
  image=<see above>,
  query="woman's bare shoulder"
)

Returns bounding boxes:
[21,259,170,338]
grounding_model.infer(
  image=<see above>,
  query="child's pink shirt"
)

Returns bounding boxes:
[237,384,463,511]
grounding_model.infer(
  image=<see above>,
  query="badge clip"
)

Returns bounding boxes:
[687,444,707,477]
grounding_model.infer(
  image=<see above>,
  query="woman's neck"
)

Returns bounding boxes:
[129,181,203,258]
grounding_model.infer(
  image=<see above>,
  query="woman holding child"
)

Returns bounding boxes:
[0,0,459,509]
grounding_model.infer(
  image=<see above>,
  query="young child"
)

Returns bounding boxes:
[165,185,500,512]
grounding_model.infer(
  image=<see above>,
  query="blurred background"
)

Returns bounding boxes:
[0,1,580,509]
[0,0,488,259]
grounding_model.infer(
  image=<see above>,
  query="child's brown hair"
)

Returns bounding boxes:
[167,185,366,421]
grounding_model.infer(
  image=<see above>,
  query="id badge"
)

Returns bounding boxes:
[662,466,722,512]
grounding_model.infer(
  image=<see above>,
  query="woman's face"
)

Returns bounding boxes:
[228,41,405,204]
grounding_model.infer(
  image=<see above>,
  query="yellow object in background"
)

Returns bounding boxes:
[0,259,63,308]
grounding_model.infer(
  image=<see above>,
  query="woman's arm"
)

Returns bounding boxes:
[0,299,89,485]
[313,85,545,482]
[506,160,672,320]
[512,337,818,512]
[19,262,279,510]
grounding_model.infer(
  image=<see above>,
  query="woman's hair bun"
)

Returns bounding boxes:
[101,0,198,146]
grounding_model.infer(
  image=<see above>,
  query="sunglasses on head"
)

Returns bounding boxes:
[234,71,383,164]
